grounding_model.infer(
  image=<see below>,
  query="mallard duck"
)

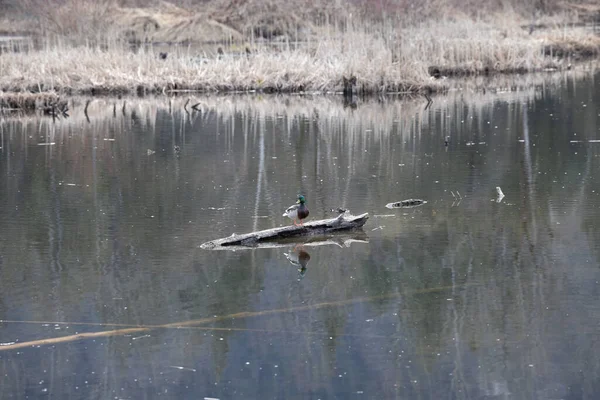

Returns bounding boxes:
[283,195,309,226]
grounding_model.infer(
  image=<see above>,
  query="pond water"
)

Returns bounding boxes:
[1,70,600,399]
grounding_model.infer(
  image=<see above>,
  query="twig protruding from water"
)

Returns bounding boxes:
[423,93,433,110]
[84,99,91,122]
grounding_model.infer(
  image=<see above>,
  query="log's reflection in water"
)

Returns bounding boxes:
[201,232,369,251]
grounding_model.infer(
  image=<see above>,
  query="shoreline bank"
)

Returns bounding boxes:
[1,68,595,120]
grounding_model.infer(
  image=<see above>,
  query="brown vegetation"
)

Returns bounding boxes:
[0,0,598,97]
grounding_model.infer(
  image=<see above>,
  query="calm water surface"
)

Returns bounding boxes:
[1,72,600,399]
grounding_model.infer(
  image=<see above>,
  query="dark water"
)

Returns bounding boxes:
[1,71,600,399]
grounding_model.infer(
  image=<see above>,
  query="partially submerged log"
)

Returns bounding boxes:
[201,212,369,249]
[385,199,427,209]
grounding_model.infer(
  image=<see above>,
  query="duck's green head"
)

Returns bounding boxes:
[297,195,306,204]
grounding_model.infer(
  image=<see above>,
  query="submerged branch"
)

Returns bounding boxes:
[0,282,480,351]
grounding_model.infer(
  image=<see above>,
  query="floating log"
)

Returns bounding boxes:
[201,212,369,249]
[385,199,427,209]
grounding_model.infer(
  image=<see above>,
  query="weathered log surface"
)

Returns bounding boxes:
[201,212,369,249]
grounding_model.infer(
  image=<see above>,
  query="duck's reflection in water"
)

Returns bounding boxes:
[284,246,311,279]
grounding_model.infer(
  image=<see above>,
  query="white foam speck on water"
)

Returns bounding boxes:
[169,366,197,372]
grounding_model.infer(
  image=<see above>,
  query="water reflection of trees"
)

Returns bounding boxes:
[1,70,600,398]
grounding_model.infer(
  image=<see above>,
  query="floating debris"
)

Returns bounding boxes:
[147,149,155,155]
[103,138,115,141]
[37,142,55,146]
[330,207,348,214]
[169,365,197,372]
[496,186,505,203]
[385,199,427,209]
[465,141,486,146]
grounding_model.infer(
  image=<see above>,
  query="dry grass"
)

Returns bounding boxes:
[0,1,598,96]
[1,18,598,96]
[0,30,439,95]
[541,27,600,59]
